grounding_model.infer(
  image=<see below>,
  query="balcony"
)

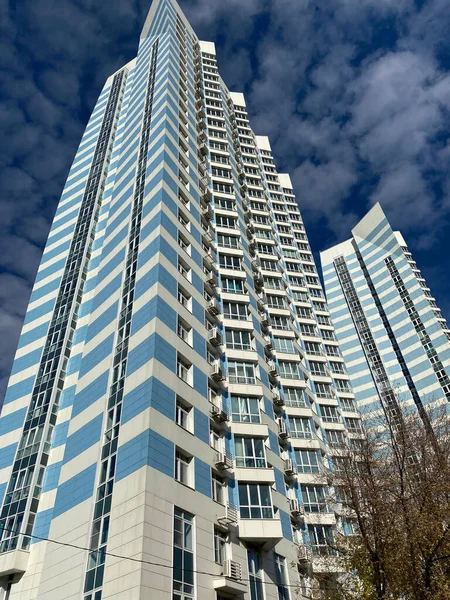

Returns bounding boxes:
[238,517,283,550]
[0,549,29,577]
[234,467,275,485]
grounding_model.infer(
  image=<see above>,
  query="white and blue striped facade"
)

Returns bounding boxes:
[321,203,450,430]
[0,1,362,598]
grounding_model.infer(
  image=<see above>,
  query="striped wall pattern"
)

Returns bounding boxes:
[0,0,364,598]
[321,203,450,431]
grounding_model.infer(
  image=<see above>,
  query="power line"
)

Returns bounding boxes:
[1,526,324,592]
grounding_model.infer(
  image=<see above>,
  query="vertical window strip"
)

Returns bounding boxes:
[0,69,127,555]
[83,40,159,600]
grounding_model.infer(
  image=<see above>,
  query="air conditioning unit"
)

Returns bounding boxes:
[202,204,213,220]
[259,312,269,327]
[272,392,284,406]
[277,419,289,439]
[208,327,222,346]
[297,545,311,563]
[211,403,229,423]
[284,459,295,475]
[202,188,212,203]
[289,498,305,517]
[267,360,278,376]
[204,253,215,270]
[215,451,233,470]
[264,335,273,351]
[207,298,220,316]
[210,363,224,382]
[205,272,218,288]
[257,294,268,309]
[225,502,238,524]
[224,559,242,581]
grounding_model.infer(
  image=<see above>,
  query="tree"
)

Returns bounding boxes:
[309,405,450,600]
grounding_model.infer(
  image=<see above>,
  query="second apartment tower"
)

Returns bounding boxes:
[0,0,363,598]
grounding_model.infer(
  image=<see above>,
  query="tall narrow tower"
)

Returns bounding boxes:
[321,203,450,430]
[0,1,363,598]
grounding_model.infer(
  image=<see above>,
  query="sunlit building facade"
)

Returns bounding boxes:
[0,1,362,598]
[321,203,450,430]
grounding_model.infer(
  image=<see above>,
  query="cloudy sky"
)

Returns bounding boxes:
[1,0,450,402]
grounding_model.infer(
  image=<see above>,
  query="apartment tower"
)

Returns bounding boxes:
[321,203,450,430]
[0,0,363,598]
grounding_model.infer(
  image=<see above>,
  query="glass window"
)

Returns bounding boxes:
[295,450,320,474]
[278,362,302,380]
[315,382,333,398]
[173,508,194,599]
[264,276,283,289]
[228,361,256,384]
[177,356,192,384]
[223,302,248,320]
[309,361,326,376]
[178,285,191,309]
[321,405,340,423]
[219,254,241,270]
[218,233,239,248]
[267,295,287,308]
[345,417,362,433]
[248,551,264,600]
[225,329,252,350]
[177,317,191,344]
[326,429,346,447]
[300,324,318,337]
[221,277,244,294]
[235,437,266,468]
[274,338,295,354]
[301,485,327,513]
[308,524,335,556]
[212,474,225,504]
[239,484,273,519]
[176,398,192,431]
[175,450,192,487]
[335,379,351,392]
[270,316,291,331]
[261,258,278,271]
[330,361,346,374]
[216,215,236,228]
[214,529,227,565]
[289,417,312,439]
[304,342,321,356]
[340,397,356,411]
[231,396,260,423]
[284,388,307,407]
[274,554,290,600]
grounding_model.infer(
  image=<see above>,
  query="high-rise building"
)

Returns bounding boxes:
[321,203,450,430]
[0,0,363,598]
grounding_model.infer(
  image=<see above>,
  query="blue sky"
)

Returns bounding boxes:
[1,0,450,401]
